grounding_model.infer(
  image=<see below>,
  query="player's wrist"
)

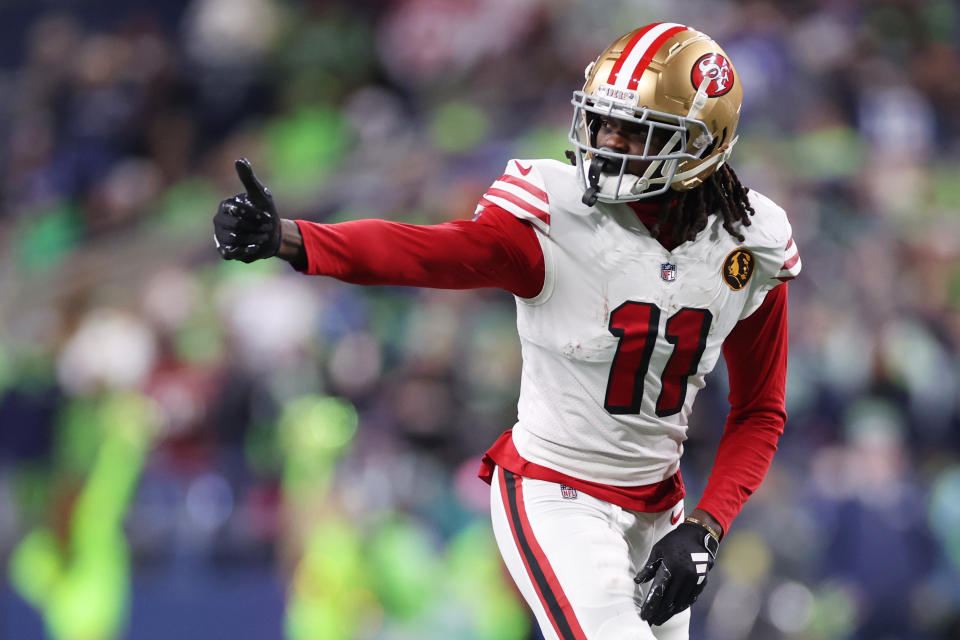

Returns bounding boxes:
[277,219,307,269]
[687,508,723,541]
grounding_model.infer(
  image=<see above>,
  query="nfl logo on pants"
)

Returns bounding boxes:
[560,485,578,499]
[661,262,677,282]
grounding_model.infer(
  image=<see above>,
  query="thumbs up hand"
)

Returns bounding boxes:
[213,158,282,262]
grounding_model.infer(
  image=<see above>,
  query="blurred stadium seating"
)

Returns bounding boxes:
[1,1,959,638]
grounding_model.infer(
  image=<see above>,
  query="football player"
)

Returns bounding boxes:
[214,23,800,640]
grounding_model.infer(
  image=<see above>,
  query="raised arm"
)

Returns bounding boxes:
[213,158,545,297]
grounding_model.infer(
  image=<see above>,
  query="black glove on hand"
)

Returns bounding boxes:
[214,158,281,263]
[635,521,719,626]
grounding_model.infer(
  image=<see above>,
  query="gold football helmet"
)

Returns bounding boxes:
[568,23,743,204]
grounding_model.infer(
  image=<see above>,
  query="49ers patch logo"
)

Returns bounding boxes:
[723,248,754,290]
[691,53,734,97]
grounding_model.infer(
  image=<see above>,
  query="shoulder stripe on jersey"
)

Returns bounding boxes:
[777,237,801,275]
[484,188,550,225]
[781,252,800,271]
[495,174,549,204]
[473,198,506,215]
[609,23,687,90]
[489,178,550,214]
[776,264,801,280]
[499,469,588,640]
[775,237,801,281]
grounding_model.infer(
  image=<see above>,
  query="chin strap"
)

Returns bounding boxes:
[582,154,610,206]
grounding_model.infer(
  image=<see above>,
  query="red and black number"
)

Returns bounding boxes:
[604,303,713,417]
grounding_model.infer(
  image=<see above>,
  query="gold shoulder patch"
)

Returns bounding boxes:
[722,248,755,290]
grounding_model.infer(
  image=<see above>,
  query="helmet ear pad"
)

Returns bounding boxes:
[698,127,726,162]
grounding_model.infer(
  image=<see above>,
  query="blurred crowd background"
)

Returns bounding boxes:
[0,0,958,638]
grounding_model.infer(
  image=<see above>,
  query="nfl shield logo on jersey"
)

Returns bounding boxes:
[660,263,677,282]
[560,485,578,499]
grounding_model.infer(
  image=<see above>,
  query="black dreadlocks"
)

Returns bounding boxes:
[649,164,755,245]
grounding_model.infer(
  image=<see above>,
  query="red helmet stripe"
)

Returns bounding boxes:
[623,25,688,90]
[606,22,660,86]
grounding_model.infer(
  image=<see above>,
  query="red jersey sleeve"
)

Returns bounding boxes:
[695,282,790,534]
[293,206,545,298]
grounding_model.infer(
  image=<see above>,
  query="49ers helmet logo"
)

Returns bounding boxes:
[691,53,734,97]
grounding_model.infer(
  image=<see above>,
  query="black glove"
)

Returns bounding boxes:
[635,521,719,626]
[213,158,281,263]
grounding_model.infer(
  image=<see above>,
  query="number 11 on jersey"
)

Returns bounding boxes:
[603,302,713,417]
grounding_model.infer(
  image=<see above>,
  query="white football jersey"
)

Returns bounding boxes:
[476,158,801,486]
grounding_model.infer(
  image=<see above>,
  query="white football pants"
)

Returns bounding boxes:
[489,465,690,640]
